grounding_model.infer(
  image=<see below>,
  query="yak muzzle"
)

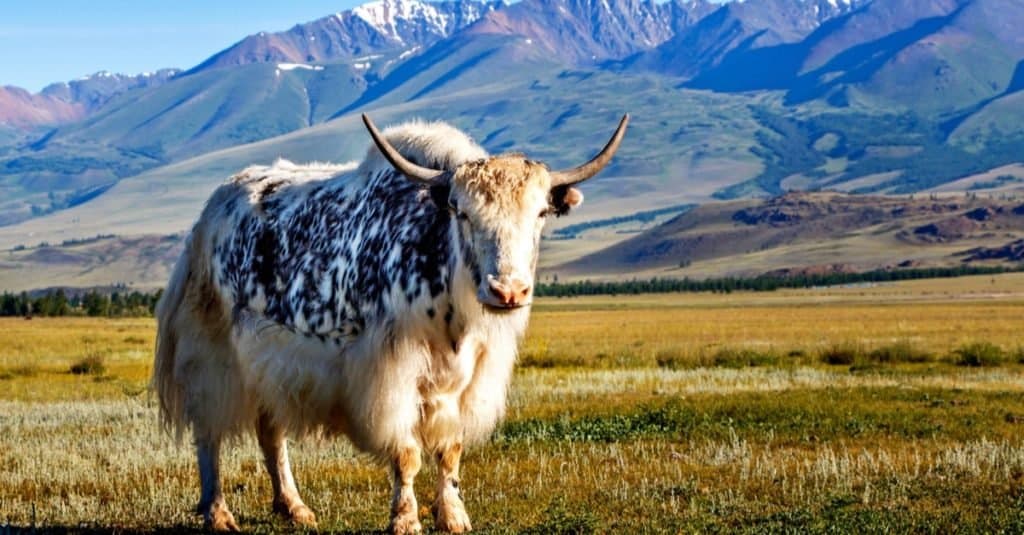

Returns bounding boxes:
[479,275,532,309]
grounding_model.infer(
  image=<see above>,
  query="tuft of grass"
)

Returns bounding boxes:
[710,347,781,368]
[1,364,40,380]
[10,364,40,377]
[69,354,106,375]
[953,342,1006,367]
[820,343,864,365]
[868,341,933,364]
[655,348,690,370]
[519,353,586,368]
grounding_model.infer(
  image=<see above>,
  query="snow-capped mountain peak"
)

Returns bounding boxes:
[351,0,451,42]
[192,0,502,73]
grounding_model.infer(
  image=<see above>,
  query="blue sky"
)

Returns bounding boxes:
[0,0,365,91]
[2,0,732,93]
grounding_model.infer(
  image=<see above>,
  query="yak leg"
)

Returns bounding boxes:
[389,444,423,535]
[432,442,472,533]
[255,412,317,527]
[196,439,239,532]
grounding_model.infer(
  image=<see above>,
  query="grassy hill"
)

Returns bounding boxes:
[0,70,765,253]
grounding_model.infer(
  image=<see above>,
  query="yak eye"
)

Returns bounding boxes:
[451,204,468,220]
[538,207,551,218]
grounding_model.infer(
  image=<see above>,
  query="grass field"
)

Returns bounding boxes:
[2,274,1024,533]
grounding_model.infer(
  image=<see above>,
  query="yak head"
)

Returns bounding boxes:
[362,113,628,311]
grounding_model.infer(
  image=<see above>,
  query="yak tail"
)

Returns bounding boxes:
[151,234,198,443]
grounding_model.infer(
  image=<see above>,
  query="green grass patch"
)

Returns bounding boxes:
[821,341,934,367]
[953,342,1007,367]
[868,341,934,364]
[499,386,1024,444]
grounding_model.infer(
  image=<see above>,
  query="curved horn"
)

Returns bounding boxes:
[550,114,630,188]
[361,114,442,184]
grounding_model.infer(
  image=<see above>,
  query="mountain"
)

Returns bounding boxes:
[339,0,720,112]
[684,0,1024,114]
[0,70,179,128]
[0,62,369,226]
[192,0,505,74]
[630,0,864,78]
[460,0,716,65]
[0,71,765,256]
[0,0,513,228]
[553,191,1024,280]
[0,86,83,128]
[6,0,1024,289]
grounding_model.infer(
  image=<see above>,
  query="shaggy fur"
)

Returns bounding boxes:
[152,119,590,533]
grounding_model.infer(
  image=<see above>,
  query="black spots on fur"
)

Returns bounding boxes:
[253,226,278,289]
[409,193,452,302]
[429,184,451,210]
[259,180,285,200]
[427,308,435,318]
[218,167,473,338]
[444,307,453,325]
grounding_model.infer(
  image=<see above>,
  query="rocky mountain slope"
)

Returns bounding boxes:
[6,191,1024,291]
[191,0,505,73]
[628,0,865,78]
[555,191,1024,279]
[684,0,1024,114]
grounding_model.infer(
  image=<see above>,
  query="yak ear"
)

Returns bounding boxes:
[550,185,584,216]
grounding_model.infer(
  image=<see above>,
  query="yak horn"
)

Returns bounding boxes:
[550,114,629,187]
[362,114,442,184]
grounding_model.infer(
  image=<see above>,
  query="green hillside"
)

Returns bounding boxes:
[0,69,766,253]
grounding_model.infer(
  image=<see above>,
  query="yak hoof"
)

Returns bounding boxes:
[434,504,472,533]
[275,501,318,528]
[389,513,423,535]
[432,485,471,528]
[204,504,240,532]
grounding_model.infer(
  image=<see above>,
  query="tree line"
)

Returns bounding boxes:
[0,289,162,318]
[534,265,1022,297]
[0,264,1019,316]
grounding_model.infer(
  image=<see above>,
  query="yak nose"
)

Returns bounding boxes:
[488,276,532,307]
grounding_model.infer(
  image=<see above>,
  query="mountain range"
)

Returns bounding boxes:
[2,0,1024,288]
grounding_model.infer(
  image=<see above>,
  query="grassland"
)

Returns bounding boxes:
[2,274,1024,533]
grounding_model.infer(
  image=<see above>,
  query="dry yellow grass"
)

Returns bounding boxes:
[3,274,1024,532]
[525,273,1024,368]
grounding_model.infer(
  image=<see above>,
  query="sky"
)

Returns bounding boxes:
[0,0,365,92]
[1,0,733,93]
